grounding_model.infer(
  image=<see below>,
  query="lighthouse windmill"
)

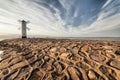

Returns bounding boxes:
[18,20,30,38]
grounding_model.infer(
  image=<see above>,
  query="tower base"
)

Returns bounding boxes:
[22,36,27,38]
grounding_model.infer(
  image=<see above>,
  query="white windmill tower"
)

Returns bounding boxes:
[18,20,30,38]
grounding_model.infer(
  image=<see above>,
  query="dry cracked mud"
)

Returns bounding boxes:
[0,38,120,80]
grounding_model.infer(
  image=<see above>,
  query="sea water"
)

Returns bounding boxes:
[65,37,120,41]
[0,37,120,41]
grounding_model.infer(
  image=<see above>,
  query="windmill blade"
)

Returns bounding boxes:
[27,21,30,23]
[18,27,21,30]
[27,27,30,31]
[18,20,22,23]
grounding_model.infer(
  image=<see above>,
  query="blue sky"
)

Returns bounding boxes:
[0,0,120,37]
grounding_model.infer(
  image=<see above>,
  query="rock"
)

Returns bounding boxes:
[67,67,80,80]
[46,65,53,71]
[105,50,113,53]
[0,51,4,61]
[0,39,120,80]
[72,47,79,54]
[106,53,115,58]
[60,53,69,60]
[102,46,113,50]
[90,54,106,62]
[2,69,9,75]
[115,50,120,55]
[44,56,49,61]
[110,60,120,70]
[10,61,28,71]
[81,45,89,52]
[88,70,96,79]
[50,47,57,53]
[49,53,55,58]
[59,47,66,53]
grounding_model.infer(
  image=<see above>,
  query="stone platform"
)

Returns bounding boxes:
[0,38,120,80]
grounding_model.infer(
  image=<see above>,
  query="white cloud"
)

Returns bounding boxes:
[70,0,120,36]
[102,0,112,9]
[81,13,120,34]
[0,0,120,37]
[0,0,61,36]
[59,0,75,10]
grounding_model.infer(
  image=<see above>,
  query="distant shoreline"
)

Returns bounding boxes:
[0,37,120,41]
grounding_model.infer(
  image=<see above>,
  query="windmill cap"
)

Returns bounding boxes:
[21,20,26,22]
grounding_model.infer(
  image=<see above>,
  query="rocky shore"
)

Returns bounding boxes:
[0,38,120,80]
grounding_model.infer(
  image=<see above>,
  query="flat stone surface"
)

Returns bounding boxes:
[88,70,96,79]
[110,60,120,70]
[90,54,106,63]
[0,38,120,80]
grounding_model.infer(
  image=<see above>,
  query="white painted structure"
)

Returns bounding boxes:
[19,20,29,38]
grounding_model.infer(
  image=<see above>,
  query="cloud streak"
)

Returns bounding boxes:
[0,0,120,37]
